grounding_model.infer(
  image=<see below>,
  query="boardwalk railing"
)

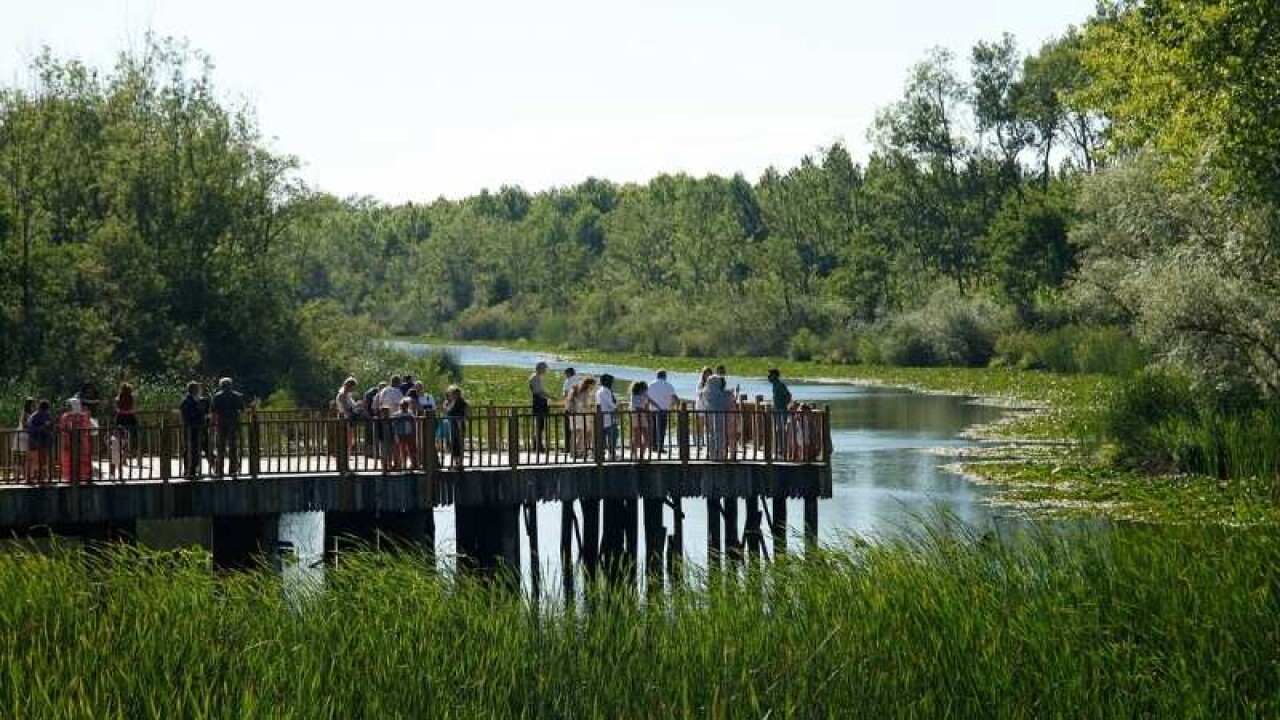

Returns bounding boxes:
[0,406,831,485]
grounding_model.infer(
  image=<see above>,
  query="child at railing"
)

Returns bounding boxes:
[108,427,128,481]
[393,398,417,471]
[629,381,653,458]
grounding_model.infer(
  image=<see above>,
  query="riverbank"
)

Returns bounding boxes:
[5,524,1275,718]
[429,339,1280,527]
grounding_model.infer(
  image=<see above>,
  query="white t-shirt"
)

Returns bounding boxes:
[378,385,404,410]
[562,377,580,401]
[418,393,436,411]
[648,379,677,410]
[596,387,617,427]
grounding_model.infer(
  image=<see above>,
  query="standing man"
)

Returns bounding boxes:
[211,377,245,478]
[596,374,618,460]
[529,361,551,453]
[561,367,580,454]
[767,369,792,459]
[180,382,206,479]
[647,369,679,453]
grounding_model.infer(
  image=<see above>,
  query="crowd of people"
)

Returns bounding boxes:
[529,363,820,462]
[6,365,821,483]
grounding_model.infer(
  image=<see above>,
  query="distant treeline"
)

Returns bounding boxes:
[4,1,1280,420]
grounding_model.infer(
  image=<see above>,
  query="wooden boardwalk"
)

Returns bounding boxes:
[0,407,832,576]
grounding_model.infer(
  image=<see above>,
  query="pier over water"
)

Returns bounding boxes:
[1,405,832,586]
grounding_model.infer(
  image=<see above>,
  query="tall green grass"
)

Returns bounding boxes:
[1,524,1276,718]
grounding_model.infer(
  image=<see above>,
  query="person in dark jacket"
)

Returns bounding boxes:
[179,382,206,479]
[211,377,245,478]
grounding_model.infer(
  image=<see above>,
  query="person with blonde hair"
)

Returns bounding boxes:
[568,377,597,459]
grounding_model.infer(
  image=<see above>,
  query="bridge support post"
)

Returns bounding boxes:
[804,496,819,555]
[706,496,721,574]
[213,514,280,570]
[524,501,540,599]
[600,498,633,587]
[745,496,763,563]
[456,504,520,587]
[723,497,741,568]
[581,498,600,580]
[560,501,575,598]
[667,495,683,588]
[643,497,665,593]
[771,496,787,558]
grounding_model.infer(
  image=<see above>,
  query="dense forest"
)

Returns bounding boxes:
[2,0,1279,432]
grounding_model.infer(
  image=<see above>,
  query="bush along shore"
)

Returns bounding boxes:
[1,522,1275,719]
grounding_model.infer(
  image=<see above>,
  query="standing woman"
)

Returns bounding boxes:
[694,367,712,450]
[14,397,34,482]
[629,381,653,458]
[704,367,728,460]
[569,377,597,459]
[28,400,54,484]
[58,398,94,483]
[443,385,470,470]
[113,382,138,462]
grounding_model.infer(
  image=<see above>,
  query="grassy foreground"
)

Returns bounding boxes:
[2,525,1277,719]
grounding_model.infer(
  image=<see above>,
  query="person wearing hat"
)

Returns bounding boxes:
[58,397,94,483]
[596,374,618,461]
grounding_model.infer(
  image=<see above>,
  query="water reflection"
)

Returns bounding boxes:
[277,343,1015,585]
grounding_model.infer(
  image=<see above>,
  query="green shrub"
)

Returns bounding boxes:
[787,328,823,361]
[994,325,1147,375]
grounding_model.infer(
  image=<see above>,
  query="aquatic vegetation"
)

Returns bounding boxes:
[1,524,1275,718]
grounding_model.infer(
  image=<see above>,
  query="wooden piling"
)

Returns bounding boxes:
[744,495,763,561]
[706,496,721,572]
[560,501,575,596]
[524,501,540,598]
[581,498,600,579]
[804,495,819,554]
[723,497,742,567]
[643,497,665,591]
[772,495,787,557]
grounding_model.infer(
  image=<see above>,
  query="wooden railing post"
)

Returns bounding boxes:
[424,413,439,476]
[486,401,498,454]
[593,407,605,466]
[249,411,261,478]
[823,405,833,463]
[677,407,690,464]
[336,418,350,475]
[508,409,520,468]
[159,419,171,482]
[763,407,774,465]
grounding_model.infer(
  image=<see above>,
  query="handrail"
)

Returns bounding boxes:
[0,407,830,485]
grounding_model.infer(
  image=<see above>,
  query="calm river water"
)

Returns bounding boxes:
[281,343,1011,585]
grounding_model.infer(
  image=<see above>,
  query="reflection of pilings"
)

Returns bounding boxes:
[724,497,742,568]
[744,496,763,562]
[213,514,279,571]
[456,504,519,587]
[804,496,819,555]
[772,496,788,558]
[601,498,634,586]
[524,502,540,598]
[581,498,600,579]
[560,501,575,599]
[706,497,721,574]
[666,495,683,588]
[325,510,435,563]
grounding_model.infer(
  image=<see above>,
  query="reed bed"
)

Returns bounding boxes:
[0,524,1276,719]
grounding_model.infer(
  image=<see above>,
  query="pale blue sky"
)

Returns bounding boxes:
[2,0,1095,202]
